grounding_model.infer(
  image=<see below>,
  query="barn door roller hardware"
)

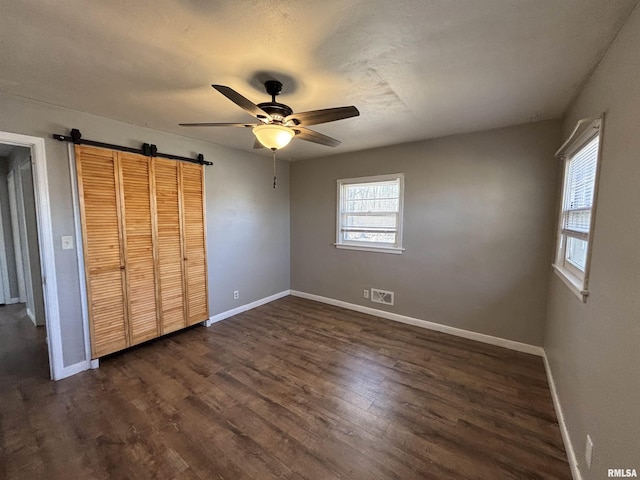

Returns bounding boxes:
[52,128,212,166]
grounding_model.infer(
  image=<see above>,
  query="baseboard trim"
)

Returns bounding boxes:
[543,353,582,480]
[290,290,544,356]
[7,297,20,305]
[58,360,90,380]
[205,290,291,326]
[26,307,36,325]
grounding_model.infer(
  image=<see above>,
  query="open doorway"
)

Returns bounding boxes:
[0,144,48,378]
[0,131,64,381]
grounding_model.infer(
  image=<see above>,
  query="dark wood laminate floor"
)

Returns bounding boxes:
[0,296,571,480]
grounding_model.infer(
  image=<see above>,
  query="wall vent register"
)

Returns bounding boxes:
[371,288,394,306]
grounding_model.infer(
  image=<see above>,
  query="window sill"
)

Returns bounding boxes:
[334,243,404,255]
[552,264,589,303]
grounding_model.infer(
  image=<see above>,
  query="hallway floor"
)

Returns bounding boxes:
[0,302,49,381]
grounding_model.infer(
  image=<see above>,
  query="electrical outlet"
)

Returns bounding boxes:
[233,290,239,300]
[363,289,369,299]
[585,434,594,469]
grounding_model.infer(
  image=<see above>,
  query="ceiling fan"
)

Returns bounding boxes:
[179,80,360,151]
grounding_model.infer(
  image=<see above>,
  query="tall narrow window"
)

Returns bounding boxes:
[554,117,602,301]
[336,173,404,253]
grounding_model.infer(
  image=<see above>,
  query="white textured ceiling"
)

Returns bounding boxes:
[0,0,637,159]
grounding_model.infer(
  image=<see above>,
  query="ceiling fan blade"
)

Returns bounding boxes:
[178,122,258,127]
[293,127,341,147]
[285,106,359,126]
[212,85,273,122]
[253,138,264,149]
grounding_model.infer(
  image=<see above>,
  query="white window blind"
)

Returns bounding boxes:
[336,174,404,252]
[562,135,599,240]
[553,115,602,301]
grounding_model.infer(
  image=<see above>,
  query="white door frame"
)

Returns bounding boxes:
[17,160,37,324]
[67,144,95,369]
[7,170,27,303]
[0,131,64,380]
[0,205,7,304]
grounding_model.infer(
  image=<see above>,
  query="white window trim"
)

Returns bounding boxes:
[335,173,405,254]
[334,244,404,254]
[552,115,604,303]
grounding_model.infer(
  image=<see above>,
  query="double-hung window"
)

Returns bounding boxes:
[336,173,404,254]
[553,117,602,301]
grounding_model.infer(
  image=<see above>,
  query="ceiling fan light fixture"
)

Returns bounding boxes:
[253,124,295,150]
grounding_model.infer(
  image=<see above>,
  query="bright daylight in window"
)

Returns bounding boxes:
[554,119,601,301]
[336,173,404,253]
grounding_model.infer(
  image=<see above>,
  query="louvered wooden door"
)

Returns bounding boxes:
[76,146,209,359]
[180,162,209,326]
[154,159,187,333]
[76,146,128,358]
[120,153,159,345]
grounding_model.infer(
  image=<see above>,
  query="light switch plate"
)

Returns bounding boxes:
[61,235,74,250]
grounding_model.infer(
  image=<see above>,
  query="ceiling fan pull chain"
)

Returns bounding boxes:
[272,149,277,189]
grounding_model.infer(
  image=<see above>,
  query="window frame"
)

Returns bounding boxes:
[335,173,405,254]
[553,117,603,302]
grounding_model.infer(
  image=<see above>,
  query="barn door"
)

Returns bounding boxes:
[75,146,128,357]
[75,145,209,359]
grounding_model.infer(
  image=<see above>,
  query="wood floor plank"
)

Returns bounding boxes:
[0,298,571,479]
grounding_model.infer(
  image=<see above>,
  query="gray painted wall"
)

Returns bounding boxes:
[0,90,290,367]
[545,4,640,477]
[291,120,560,346]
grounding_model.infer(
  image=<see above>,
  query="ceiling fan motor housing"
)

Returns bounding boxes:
[257,102,293,123]
[257,80,291,123]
